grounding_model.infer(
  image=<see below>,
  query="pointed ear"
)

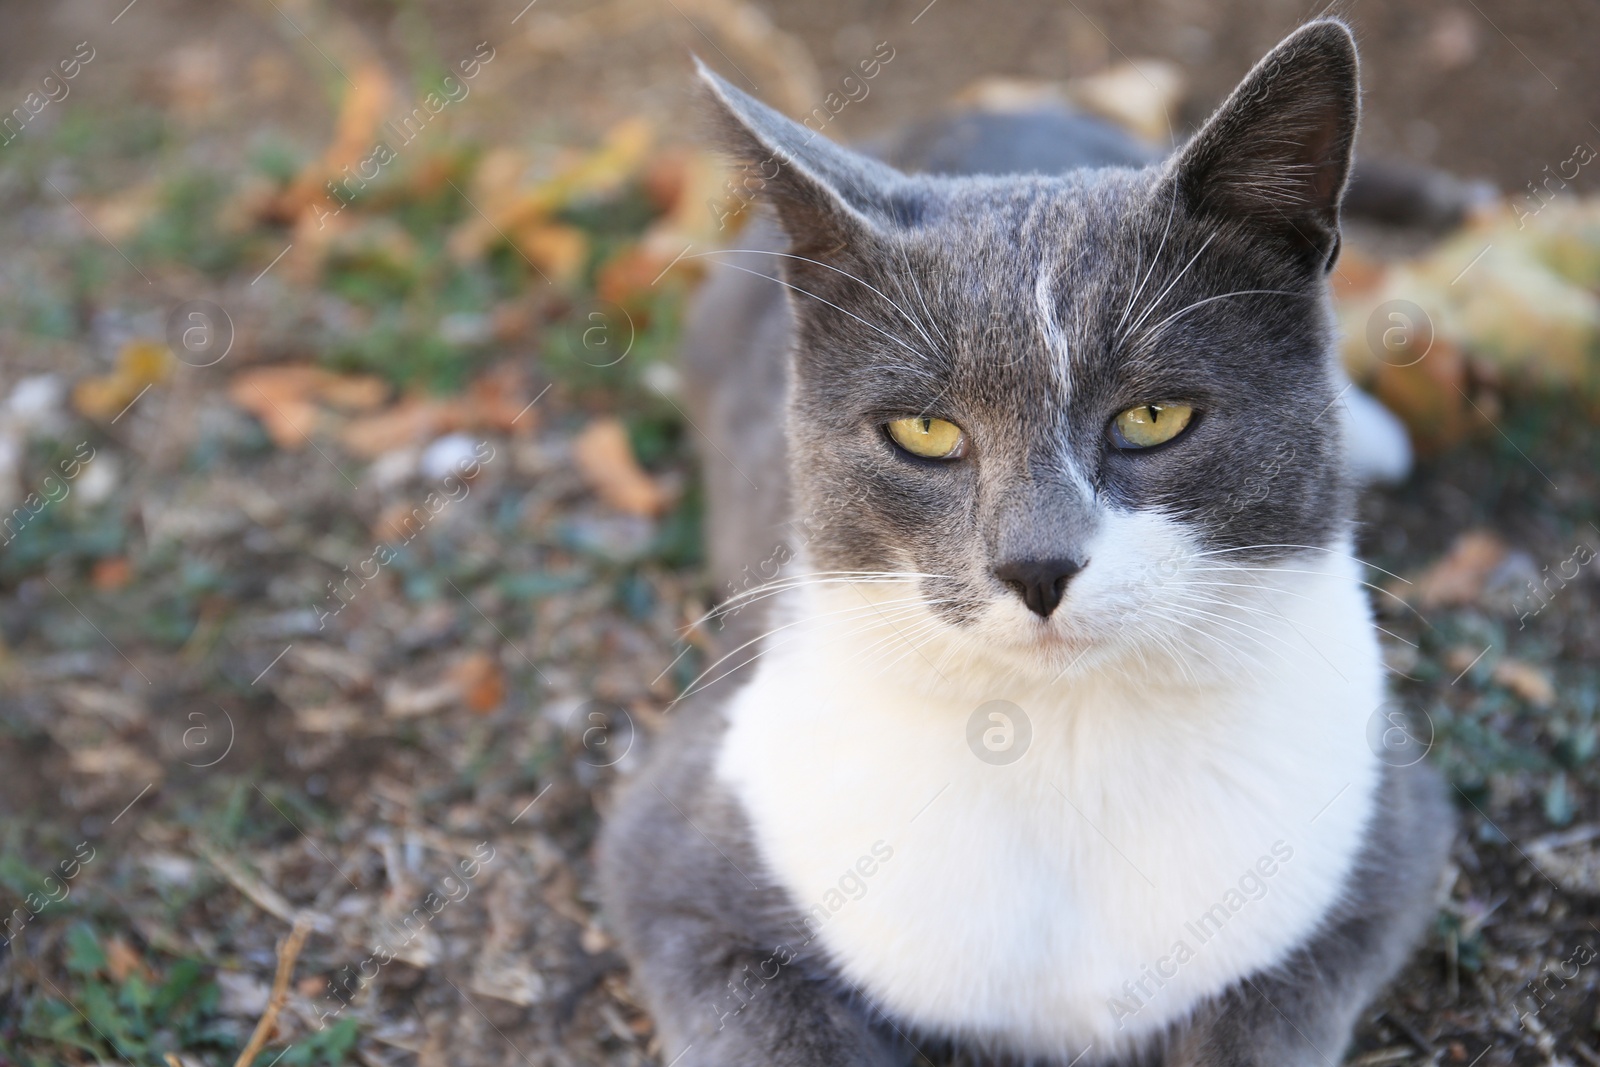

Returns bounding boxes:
[1167,20,1359,270]
[695,59,907,258]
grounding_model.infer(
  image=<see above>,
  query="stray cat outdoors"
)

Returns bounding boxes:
[599,20,1453,1066]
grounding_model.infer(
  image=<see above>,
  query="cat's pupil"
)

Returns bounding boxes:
[919,417,932,433]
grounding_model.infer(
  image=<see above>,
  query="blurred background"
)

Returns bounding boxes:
[0,1,1597,1064]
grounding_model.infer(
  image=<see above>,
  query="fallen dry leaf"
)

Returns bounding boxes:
[90,183,163,242]
[73,340,173,422]
[58,684,146,725]
[1411,530,1509,609]
[1066,60,1185,142]
[1493,658,1556,707]
[69,744,163,781]
[1370,335,1475,454]
[491,300,536,344]
[451,651,505,714]
[341,395,463,458]
[274,62,396,223]
[641,151,690,215]
[596,243,674,306]
[293,704,364,734]
[288,644,375,691]
[105,935,154,983]
[1528,835,1600,896]
[341,366,531,458]
[229,366,390,450]
[229,379,320,450]
[572,417,668,517]
[512,221,588,284]
[449,119,652,276]
[312,374,389,412]
[384,676,461,719]
[91,557,133,591]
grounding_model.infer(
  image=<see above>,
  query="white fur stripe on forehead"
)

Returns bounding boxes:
[1034,256,1072,392]
[1031,256,1098,500]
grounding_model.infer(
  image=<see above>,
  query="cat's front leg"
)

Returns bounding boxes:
[629,938,910,1067]
[1162,973,1366,1067]
[1164,762,1453,1066]
[598,706,912,1067]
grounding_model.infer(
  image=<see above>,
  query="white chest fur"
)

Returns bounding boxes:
[715,552,1384,1059]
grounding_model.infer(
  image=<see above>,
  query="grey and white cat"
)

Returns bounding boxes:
[599,21,1452,1066]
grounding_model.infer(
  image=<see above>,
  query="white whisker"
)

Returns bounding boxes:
[693,250,936,361]
[1137,289,1311,348]
[1116,177,1182,335]
[1122,231,1218,342]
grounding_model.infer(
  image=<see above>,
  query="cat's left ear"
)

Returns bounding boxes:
[1167,19,1359,270]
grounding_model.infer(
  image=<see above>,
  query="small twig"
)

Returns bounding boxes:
[1573,1040,1600,1067]
[1528,823,1600,852]
[194,839,334,933]
[1381,1009,1434,1056]
[1347,1047,1414,1067]
[233,912,316,1067]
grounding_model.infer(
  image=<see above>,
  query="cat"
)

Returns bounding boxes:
[599,20,1453,1067]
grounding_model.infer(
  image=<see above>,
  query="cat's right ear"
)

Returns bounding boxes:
[695,59,903,259]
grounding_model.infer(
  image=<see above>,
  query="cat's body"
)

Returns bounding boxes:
[600,22,1453,1066]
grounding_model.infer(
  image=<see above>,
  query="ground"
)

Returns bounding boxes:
[0,1,1598,1065]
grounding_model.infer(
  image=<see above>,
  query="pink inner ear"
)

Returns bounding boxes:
[1300,105,1347,209]
[1172,21,1358,241]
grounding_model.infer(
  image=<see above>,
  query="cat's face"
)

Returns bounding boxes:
[702,22,1361,682]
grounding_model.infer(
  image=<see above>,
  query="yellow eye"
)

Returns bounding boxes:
[1112,403,1195,449]
[886,416,967,460]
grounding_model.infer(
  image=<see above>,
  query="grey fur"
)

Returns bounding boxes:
[601,20,1452,1065]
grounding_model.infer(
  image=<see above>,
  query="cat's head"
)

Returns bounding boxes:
[701,22,1361,683]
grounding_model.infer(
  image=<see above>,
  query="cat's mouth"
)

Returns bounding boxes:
[1007,609,1095,654]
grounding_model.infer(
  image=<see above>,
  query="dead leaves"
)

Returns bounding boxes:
[226,362,534,456]
[572,417,669,517]
[228,365,388,450]
[269,63,397,226]
[105,935,155,983]
[91,556,134,591]
[451,651,506,714]
[1336,198,1600,450]
[73,340,173,422]
[384,652,506,718]
[954,62,1185,146]
[1491,658,1556,708]
[447,119,654,284]
[1411,530,1510,610]
[340,396,460,459]
[1400,530,1563,708]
